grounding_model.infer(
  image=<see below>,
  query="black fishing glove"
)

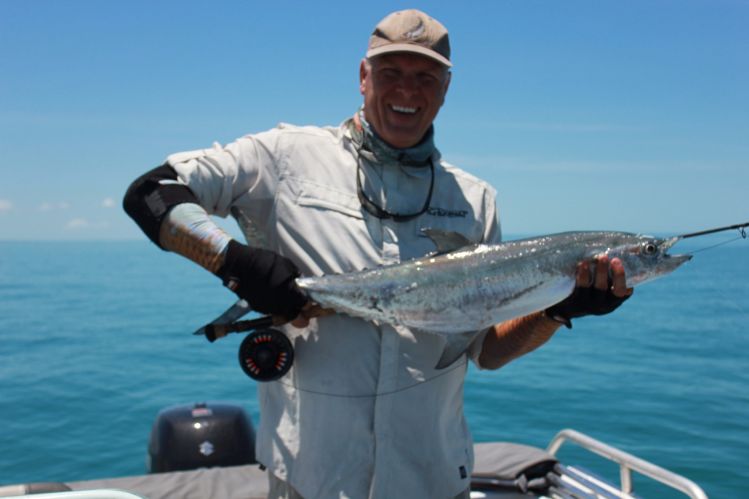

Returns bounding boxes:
[216,240,308,320]
[545,285,631,329]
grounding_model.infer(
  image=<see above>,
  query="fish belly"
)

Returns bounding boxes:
[384,273,575,333]
[300,267,575,335]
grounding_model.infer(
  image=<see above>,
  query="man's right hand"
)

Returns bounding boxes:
[544,255,633,328]
[216,240,308,321]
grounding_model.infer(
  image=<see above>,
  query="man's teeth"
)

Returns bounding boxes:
[391,105,417,114]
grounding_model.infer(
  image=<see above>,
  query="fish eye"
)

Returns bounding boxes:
[642,242,658,255]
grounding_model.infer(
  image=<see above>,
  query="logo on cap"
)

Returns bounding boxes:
[404,20,425,41]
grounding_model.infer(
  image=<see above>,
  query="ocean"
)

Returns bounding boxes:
[1,236,747,498]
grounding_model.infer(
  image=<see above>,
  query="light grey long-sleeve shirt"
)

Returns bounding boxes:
[167,120,501,499]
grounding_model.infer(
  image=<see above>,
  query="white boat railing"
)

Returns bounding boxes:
[0,490,145,499]
[546,429,708,499]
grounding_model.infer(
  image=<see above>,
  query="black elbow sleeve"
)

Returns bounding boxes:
[122,163,200,248]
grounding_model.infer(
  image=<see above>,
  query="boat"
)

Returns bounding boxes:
[0,401,707,499]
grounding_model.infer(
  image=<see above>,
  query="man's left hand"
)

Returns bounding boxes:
[545,255,634,328]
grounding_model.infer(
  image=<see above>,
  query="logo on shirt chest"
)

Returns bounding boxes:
[427,207,468,218]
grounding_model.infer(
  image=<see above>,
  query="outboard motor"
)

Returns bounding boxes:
[147,402,256,473]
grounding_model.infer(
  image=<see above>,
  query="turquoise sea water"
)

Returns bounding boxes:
[1,237,747,497]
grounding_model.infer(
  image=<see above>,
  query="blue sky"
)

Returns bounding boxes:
[1,0,747,240]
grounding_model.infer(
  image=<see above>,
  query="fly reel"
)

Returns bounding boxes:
[238,328,294,382]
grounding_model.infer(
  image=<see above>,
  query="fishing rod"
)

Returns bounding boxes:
[197,221,749,382]
[674,221,749,255]
[676,221,749,240]
[195,310,329,382]
[197,315,278,342]
[191,315,293,381]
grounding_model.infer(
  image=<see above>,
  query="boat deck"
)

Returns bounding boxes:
[0,429,707,499]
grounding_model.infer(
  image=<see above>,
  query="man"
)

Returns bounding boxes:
[124,9,630,498]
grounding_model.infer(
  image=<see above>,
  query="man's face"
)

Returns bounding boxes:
[360,53,451,149]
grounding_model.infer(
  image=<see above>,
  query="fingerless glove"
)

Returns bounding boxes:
[545,286,631,329]
[216,240,308,320]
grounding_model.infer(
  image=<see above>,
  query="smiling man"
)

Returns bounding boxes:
[124,9,630,499]
[359,51,450,148]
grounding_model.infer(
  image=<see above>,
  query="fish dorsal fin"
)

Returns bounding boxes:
[421,228,474,255]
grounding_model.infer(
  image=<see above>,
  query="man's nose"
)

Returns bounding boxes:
[395,74,419,97]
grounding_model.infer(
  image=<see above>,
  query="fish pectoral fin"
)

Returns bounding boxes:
[434,331,481,369]
[420,228,475,254]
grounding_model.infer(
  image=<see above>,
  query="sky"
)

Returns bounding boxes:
[0,0,747,240]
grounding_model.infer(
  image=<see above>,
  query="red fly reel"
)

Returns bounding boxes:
[238,328,294,381]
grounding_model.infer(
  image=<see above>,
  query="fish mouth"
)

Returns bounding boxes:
[661,236,693,269]
[667,253,693,266]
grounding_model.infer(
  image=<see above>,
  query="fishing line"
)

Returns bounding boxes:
[675,221,749,325]
[269,358,469,399]
[684,235,745,255]
[206,312,473,395]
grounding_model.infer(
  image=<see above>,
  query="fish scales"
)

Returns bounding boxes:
[296,231,690,337]
[295,230,690,368]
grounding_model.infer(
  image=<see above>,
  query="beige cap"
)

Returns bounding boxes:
[366,9,451,67]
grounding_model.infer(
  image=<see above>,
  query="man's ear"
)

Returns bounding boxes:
[441,71,452,105]
[359,58,370,96]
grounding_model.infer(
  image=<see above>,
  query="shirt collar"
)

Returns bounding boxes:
[347,108,436,167]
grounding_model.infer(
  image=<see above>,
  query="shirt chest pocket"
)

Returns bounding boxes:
[295,187,364,220]
[276,176,378,273]
[280,174,363,220]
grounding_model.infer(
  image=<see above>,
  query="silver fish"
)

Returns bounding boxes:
[296,230,692,369]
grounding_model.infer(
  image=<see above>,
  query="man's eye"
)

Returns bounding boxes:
[378,69,400,80]
[418,74,440,86]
